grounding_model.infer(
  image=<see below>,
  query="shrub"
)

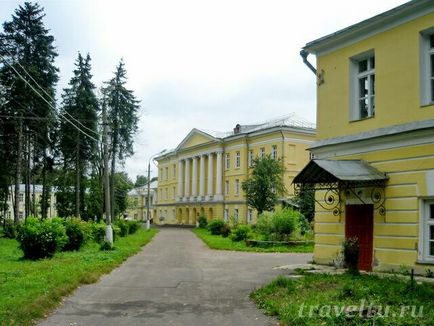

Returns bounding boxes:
[127,220,140,234]
[16,217,68,259]
[63,218,88,251]
[116,219,129,237]
[256,208,299,241]
[208,220,225,235]
[90,222,106,243]
[197,215,208,228]
[221,223,231,237]
[256,212,273,239]
[100,240,114,251]
[2,219,17,239]
[230,225,251,242]
[343,237,359,275]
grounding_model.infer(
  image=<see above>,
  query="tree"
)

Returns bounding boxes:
[103,60,139,220]
[134,175,157,187]
[58,53,99,218]
[112,172,133,218]
[293,187,315,222]
[242,155,286,214]
[0,2,58,221]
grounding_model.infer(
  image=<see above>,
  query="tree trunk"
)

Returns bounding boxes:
[14,117,23,224]
[41,152,48,219]
[75,132,80,218]
[25,130,30,219]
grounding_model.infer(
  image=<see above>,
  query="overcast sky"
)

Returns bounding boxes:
[0,0,408,180]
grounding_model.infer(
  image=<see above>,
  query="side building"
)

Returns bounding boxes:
[125,181,158,221]
[154,116,315,225]
[295,0,434,272]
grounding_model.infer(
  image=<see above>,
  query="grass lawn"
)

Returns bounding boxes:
[251,273,434,325]
[193,228,313,253]
[0,228,158,326]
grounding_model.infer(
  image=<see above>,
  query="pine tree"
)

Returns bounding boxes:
[0,2,58,221]
[59,53,99,218]
[104,60,139,219]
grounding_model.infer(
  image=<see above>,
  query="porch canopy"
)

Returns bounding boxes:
[293,159,388,190]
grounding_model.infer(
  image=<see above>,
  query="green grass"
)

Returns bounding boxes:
[193,228,313,253]
[0,228,158,325]
[251,273,434,325]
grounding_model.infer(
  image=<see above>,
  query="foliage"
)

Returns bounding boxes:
[242,155,286,214]
[16,217,68,259]
[230,225,251,242]
[293,187,315,222]
[99,240,114,251]
[63,218,88,251]
[193,228,313,253]
[89,221,106,243]
[207,220,226,235]
[2,219,17,239]
[343,237,360,275]
[111,172,134,218]
[134,175,157,187]
[116,219,129,237]
[297,213,312,236]
[256,208,300,241]
[251,273,434,325]
[0,229,158,325]
[127,220,140,234]
[197,215,208,228]
[220,223,231,237]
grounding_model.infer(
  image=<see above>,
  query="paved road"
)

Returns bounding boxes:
[40,228,312,326]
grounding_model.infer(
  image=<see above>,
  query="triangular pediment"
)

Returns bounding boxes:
[176,129,217,151]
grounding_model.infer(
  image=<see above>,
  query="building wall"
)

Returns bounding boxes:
[155,127,315,225]
[316,11,434,140]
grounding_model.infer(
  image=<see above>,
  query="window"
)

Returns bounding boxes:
[225,153,230,169]
[421,32,434,105]
[18,211,23,219]
[165,167,169,180]
[351,52,375,120]
[234,209,239,220]
[421,200,434,262]
[271,145,277,159]
[160,168,163,180]
[173,164,177,179]
[235,179,240,195]
[173,187,176,199]
[235,151,241,168]
[224,209,229,222]
[309,152,315,160]
[247,209,253,223]
[260,147,265,159]
[248,150,254,167]
[19,193,24,202]
[225,180,229,195]
[165,188,168,200]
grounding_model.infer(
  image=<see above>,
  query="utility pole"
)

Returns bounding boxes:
[14,115,23,224]
[146,162,151,230]
[102,98,113,244]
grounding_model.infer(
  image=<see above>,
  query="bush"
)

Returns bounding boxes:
[256,208,299,241]
[230,225,251,242]
[63,218,88,251]
[127,220,140,234]
[16,217,68,259]
[207,220,225,235]
[100,240,114,251]
[2,219,17,239]
[197,215,208,228]
[116,219,129,237]
[90,222,106,243]
[343,237,359,275]
[221,223,231,237]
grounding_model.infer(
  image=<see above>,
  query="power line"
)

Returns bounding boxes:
[0,39,100,137]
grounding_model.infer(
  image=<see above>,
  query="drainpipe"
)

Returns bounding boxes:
[300,49,317,75]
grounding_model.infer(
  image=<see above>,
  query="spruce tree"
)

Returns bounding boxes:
[0,2,58,221]
[104,60,139,219]
[59,53,99,218]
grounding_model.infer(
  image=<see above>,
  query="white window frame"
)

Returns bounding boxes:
[419,199,434,263]
[235,179,239,196]
[234,208,239,220]
[19,193,24,202]
[421,30,434,106]
[225,153,230,169]
[173,164,177,179]
[271,145,277,159]
[224,209,229,222]
[260,147,265,159]
[165,167,169,180]
[247,209,253,223]
[235,151,241,168]
[225,180,229,195]
[248,150,254,167]
[350,50,375,121]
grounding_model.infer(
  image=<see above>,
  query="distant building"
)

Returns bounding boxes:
[4,184,57,220]
[154,116,316,225]
[125,181,158,221]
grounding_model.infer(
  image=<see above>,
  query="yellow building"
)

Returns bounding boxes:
[295,0,434,272]
[125,181,158,221]
[154,116,315,226]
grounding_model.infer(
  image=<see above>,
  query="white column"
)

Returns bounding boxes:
[177,159,184,200]
[207,152,214,199]
[192,156,198,199]
[199,154,206,198]
[184,158,190,199]
[216,151,223,199]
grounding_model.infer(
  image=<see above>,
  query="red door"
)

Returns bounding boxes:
[345,204,374,271]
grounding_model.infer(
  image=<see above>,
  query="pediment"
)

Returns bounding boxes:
[176,128,217,151]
